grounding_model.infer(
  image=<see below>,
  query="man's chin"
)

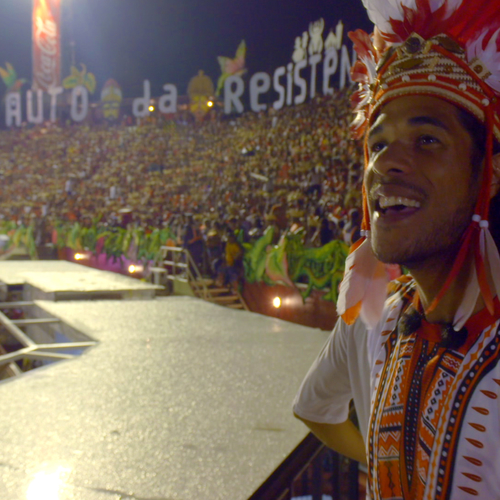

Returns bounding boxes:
[371,245,415,267]
[370,212,472,271]
[372,246,449,272]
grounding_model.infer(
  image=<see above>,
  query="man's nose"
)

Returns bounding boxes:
[370,141,413,177]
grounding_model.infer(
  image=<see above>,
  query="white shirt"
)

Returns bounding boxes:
[292,317,371,442]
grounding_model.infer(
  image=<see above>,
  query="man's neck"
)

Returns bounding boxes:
[408,251,483,325]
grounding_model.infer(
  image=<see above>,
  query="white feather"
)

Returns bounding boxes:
[360,260,390,329]
[337,237,388,328]
[483,227,500,299]
[361,0,462,36]
[337,238,373,314]
[352,110,367,132]
[361,0,411,35]
[467,28,500,93]
[453,265,480,331]
[453,227,500,330]
[360,55,378,84]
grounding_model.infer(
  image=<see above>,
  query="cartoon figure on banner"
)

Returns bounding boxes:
[187,70,215,119]
[325,21,344,51]
[0,63,26,96]
[302,31,309,53]
[216,40,247,96]
[63,63,96,93]
[100,79,122,121]
[308,19,325,55]
[292,32,309,63]
[292,37,304,63]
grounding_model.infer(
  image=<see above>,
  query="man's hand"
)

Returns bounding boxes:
[294,413,367,465]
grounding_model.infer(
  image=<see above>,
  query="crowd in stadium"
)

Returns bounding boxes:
[0,89,364,276]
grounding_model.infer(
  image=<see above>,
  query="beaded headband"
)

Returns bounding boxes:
[352,31,500,141]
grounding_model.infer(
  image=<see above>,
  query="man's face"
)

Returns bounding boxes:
[365,95,479,268]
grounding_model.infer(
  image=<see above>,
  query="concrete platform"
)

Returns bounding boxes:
[0,261,161,301]
[0,296,329,500]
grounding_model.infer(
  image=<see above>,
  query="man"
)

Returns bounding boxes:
[294,1,500,498]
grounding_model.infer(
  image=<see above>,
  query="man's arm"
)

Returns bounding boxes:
[294,414,367,465]
[292,317,370,465]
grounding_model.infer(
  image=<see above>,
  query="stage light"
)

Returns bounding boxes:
[273,297,282,309]
[74,253,84,261]
[128,264,144,274]
[207,101,214,108]
[148,105,155,112]
[27,466,71,500]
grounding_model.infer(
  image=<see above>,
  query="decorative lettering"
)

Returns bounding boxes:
[159,84,178,114]
[48,86,63,122]
[286,63,294,106]
[6,93,21,127]
[224,75,244,114]
[26,89,44,124]
[294,59,308,105]
[340,45,354,90]
[249,72,271,112]
[70,85,89,122]
[323,48,339,95]
[272,66,286,111]
[309,54,322,99]
[132,80,151,118]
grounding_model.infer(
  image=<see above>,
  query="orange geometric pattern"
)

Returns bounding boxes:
[368,283,500,500]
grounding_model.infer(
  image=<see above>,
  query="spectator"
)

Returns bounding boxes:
[216,231,243,289]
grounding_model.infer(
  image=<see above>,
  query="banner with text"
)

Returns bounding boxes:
[5,16,353,126]
[33,0,61,91]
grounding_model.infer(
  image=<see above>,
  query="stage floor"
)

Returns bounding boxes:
[0,261,89,286]
[0,296,329,499]
[0,261,161,300]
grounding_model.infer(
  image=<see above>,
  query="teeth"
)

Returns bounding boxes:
[379,196,421,209]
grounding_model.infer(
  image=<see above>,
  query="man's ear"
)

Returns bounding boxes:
[491,153,500,199]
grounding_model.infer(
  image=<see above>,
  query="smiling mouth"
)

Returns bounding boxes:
[375,196,422,216]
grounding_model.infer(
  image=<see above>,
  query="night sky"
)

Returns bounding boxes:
[0,0,371,98]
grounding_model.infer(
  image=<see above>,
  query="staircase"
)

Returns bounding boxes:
[190,278,247,310]
[152,247,248,311]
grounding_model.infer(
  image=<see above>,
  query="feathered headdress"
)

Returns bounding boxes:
[338,0,500,330]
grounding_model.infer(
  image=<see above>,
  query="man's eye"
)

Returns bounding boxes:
[370,142,385,153]
[418,135,439,146]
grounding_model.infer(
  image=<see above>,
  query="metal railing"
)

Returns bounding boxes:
[157,246,211,300]
[156,246,250,310]
[0,301,97,377]
[249,433,360,500]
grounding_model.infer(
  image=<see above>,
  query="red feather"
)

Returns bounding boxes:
[348,29,378,62]
[447,1,500,43]
[387,0,456,41]
[351,61,369,83]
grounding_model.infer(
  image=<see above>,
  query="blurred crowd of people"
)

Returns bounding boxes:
[0,89,364,280]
